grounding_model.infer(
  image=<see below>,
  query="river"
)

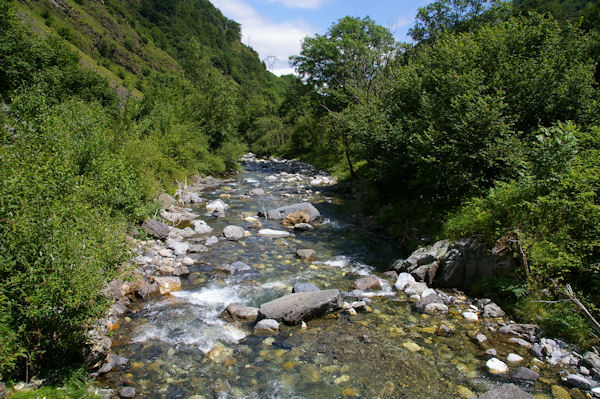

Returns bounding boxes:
[100,157,563,398]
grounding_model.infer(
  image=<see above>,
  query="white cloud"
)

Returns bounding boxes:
[266,0,329,9]
[210,0,318,76]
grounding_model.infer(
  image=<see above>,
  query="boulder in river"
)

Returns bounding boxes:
[292,282,320,293]
[414,294,448,313]
[223,225,245,241]
[258,289,341,324]
[193,220,213,235]
[354,276,381,291]
[282,211,310,226]
[206,199,227,217]
[486,358,509,374]
[249,188,265,196]
[259,202,320,222]
[225,304,259,321]
[395,272,416,291]
[498,324,541,340]
[141,219,170,239]
[512,367,539,382]
[477,383,533,399]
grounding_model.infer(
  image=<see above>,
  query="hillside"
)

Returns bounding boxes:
[15,0,285,107]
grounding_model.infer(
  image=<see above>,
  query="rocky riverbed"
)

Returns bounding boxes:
[90,154,599,399]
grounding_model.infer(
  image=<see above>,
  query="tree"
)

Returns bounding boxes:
[408,0,508,42]
[291,16,396,178]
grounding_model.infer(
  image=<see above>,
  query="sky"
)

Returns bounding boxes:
[209,0,431,76]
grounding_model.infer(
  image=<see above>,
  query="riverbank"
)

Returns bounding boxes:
[63,155,600,397]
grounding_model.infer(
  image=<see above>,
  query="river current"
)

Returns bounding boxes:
[101,158,561,398]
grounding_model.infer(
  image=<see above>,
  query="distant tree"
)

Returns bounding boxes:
[291,16,396,178]
[409,0,508,42]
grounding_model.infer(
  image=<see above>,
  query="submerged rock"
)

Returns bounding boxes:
[477,383,533,399]
[258,289,341,324]
[259,203,320,222]
[296,248,317,261]
[294,223,313,232]
[118,386,136,398]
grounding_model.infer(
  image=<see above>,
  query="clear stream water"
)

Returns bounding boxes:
[101,159,562,398]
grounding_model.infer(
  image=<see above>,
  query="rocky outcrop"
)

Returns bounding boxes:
[257,289,341,324]
[393,238,517,290]
[259,202,320,222]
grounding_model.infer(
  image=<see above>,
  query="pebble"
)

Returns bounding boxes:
[485,348,497,357]
[475,333,488,343]
[486,358,509,374]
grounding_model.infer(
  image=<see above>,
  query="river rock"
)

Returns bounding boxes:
[581,352,600,370]
[119,386,136,398]
[404,282,428,296]
[206,199,227,217]
[512,367,539,382]
[141,219,170,239]
[193,220,213,235]
[486,358,509,374]
[462,311,479,321]
[136,282,159,298]
[477,383,533,399]
[154,276,182,294]
[395,272,416,290]
[282,211,310,226]
[424,303,449,314]
[249,188,265,196]
[260,203,320,222]
[296,248,317,261]
[254,319,279,335]
[161,208,196,224]
[157,193,176,209]
[230,261,252,272]
[258,229,290,238]
[498,324,541,340]
[508,337,532,348]
[226,304,258,321]
[483,302,506,318]
[565,373,598,390]
[223,225,245,241]
[382,271,398,280]
[205,236,219,246]
[507,353,524,363]
[189,244,209,253]
[258,289,341,324]
[293,282,320,293]
[354,276,381,291]
[414,294,447,313]
[165,239,189,256]
[294,223,313,232]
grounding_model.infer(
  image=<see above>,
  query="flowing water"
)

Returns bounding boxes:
[102,159,562,398]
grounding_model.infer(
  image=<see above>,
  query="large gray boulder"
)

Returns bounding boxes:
[141,219,170,239]
[259,203,320,222]
[477,384,533,399]
[258,289,341,324]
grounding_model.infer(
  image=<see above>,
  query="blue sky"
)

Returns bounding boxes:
[209,0,431,75]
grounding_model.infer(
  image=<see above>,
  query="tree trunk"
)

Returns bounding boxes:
[342,133,356,179]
